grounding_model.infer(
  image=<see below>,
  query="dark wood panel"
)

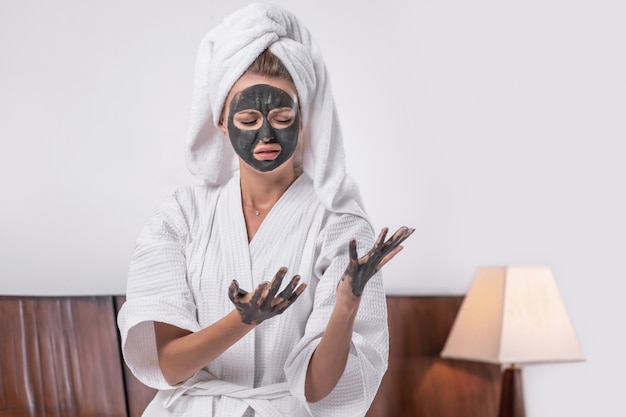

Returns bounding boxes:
[0,296,127,417]
[386,296,465,357]
[113,296,157,417]
[367,296,501,417]
[1,294,499,417]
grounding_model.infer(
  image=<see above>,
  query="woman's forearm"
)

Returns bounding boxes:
[304,294,361,402]
[155,309,255,385]
[303,227,412,401]
[156,270,306,386]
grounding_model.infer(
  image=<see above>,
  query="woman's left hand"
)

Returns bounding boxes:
[338,226,414,298]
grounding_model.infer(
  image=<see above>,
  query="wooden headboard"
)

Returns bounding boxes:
[0,295,500,416]
[367,296,501,417]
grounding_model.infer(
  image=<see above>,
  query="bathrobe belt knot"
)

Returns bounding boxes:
[163,372,292,417]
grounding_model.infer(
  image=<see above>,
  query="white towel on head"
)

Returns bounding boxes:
[185,2,368,219]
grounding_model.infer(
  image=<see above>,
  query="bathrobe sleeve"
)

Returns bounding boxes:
[284,213,389,417]
[117,187,203,390]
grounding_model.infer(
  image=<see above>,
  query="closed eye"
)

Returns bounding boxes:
[269,108,296,128]
[233,110,262,129]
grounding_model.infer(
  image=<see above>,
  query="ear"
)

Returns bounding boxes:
[218,113,228,136]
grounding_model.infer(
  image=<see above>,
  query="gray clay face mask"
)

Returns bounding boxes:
[227,84,299,172]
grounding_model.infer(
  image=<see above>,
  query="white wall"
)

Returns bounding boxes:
[1,0,624,416]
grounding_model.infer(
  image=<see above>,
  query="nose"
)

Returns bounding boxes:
[258,118,275,143]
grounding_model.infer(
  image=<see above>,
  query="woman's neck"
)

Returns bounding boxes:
[239,161,299,214]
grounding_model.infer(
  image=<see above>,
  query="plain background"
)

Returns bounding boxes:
[1,0,624,416]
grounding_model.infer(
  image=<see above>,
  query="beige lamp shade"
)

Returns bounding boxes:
[441,266,585,365]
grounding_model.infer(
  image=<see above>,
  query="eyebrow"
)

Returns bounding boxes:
[234,109,261,115]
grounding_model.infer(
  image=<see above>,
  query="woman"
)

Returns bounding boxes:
[118,3,413,417]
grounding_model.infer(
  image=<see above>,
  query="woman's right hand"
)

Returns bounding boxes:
[228,267,307,325]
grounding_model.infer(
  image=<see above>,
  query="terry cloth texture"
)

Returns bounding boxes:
[117,175,389,416]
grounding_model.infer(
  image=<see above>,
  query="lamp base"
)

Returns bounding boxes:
[498,365,525,417]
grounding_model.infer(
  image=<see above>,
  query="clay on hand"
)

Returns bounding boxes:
[228,267,307,325]
[342,226,415,297]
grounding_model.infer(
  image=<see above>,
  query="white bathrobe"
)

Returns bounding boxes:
[117,174,389,417]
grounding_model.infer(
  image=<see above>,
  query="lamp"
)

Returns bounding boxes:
[441,266,585,417]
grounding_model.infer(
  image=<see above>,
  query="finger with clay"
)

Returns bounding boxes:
[339,226,415,297]
[229,267,307,325]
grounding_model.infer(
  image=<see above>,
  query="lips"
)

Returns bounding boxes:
[253,144,282,160]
